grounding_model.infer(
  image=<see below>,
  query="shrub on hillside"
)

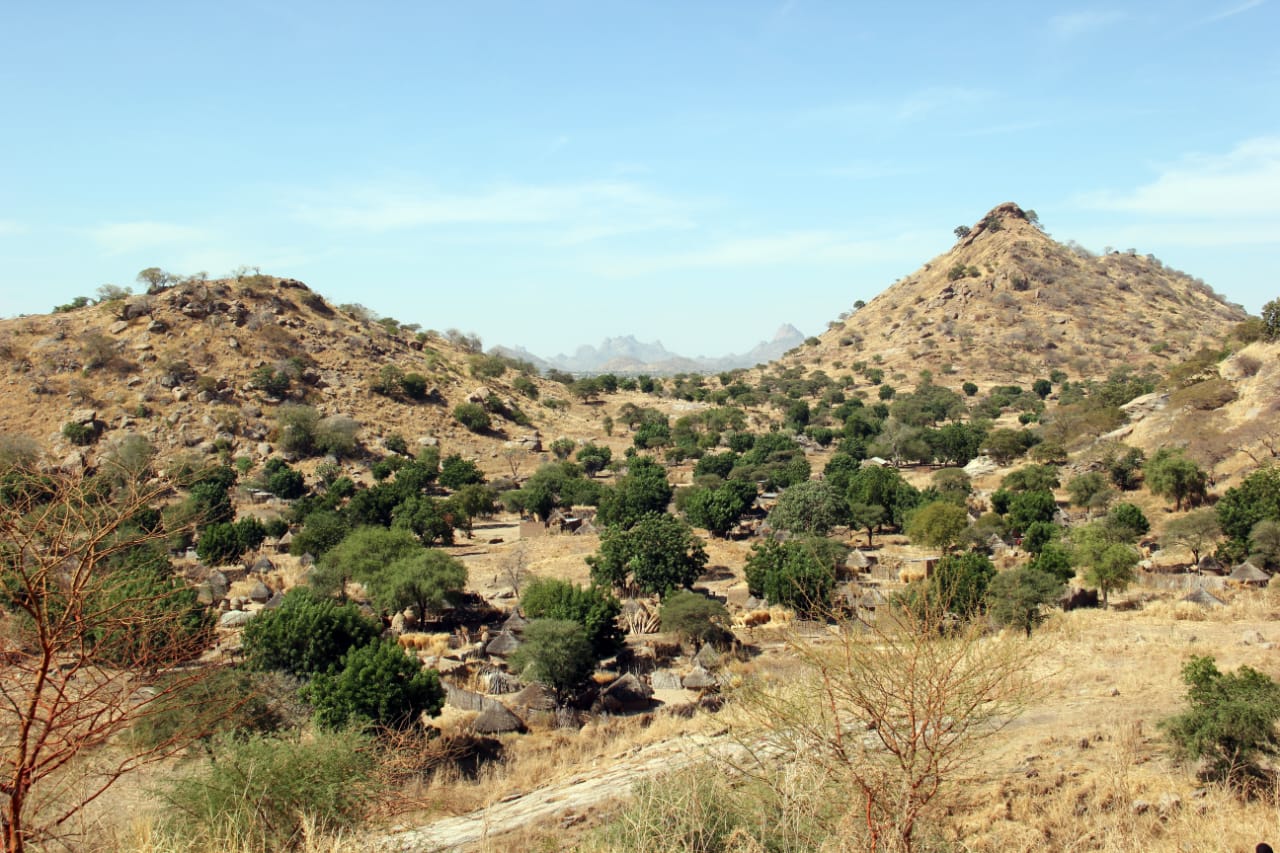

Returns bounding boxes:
[453,402,491,433]
[160,729,377,852]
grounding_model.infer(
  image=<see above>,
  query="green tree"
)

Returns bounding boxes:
[849,502,887,547]
[576,442,612,476]
[549,437,577,460]
[304,640,444,730]
[681,480,757,538]
[1066,472,1111,510]
[1248,519,1280,570]
[275,403,319,455]
[1216,467,1280,544]
[1162,507,1222,565]
[1102,444,1145,490]
[659,590,732,646]
[1029,542,1075,584]
[767,479,845,536]
[519,578,623,658]
[1160,655,1280,787]
[1106,502,1150,540]
[596,456,673,529]
[312,526,420,600]
[509,619,596,700]
[263,458,306,499]
[290,509,350,559]
[242,589,381,678]
[905,501,970,553]
[1262,298,1280,341]
[1032,379,1053,399]
[1145,448,1208,511]
[438,454,484,490]
[1007,490,1058,535]
[1001,464,1060,493]
[847,465,920,531]
[1021,521,1060,556]
[366,549,467,621]
[930,551,996,619]
[986,567,1063,636]
[1076,535,1138,607]
[743,538,840,617]
[588,513,708,593]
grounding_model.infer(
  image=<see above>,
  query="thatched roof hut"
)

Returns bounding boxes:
[484,630,521,657]
[472,704,526,734]
[1228,561,1270,587]
[1181,588,1226,608]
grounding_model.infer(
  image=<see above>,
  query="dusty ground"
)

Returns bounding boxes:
[364,588,1280,853]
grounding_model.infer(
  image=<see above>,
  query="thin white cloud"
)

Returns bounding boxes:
[291,180,694,242]
[0,220,26,236]
[1078,136,1280,217]
[88,221,211,255]
[1049,9,1125,37]
[1200,0,1265,24]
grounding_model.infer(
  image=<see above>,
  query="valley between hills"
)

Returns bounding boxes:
[4,203,1280,853]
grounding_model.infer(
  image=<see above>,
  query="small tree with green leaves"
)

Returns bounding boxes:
[1162,507,1222,565]
[1145,448,1208,511]
[519,577,623,659]
[588,513,708,594]
[660,590,733,647]
[304,640,444,730]
[1161,655,1280,789]
[242,589,381,678]
[509,619,596,701]
[365,549,467,622]
[986,567,1063,636]
[453,402,491,433]
[905,501,970,553]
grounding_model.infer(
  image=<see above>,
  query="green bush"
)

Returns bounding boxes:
[128,669,284,754]
[160,729,377,852]
[743,538,840,617]
[453,402,491,432]
[242,589,380,678]
[509,619,596,699]
[304,640,444,730]
[1160,655,1280,787]
[519,577,623,658]
[61,421,96,446]
[660,590,732,646]
[439,453,485,490]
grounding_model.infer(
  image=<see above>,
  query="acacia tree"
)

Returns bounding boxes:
[731,602,1032,852]
[0,466,218,853]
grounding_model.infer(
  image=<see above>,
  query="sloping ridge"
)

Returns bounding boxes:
[784,202,1246,386]
[0,275,578,472]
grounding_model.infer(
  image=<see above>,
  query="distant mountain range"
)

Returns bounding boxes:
[493,324,806,375]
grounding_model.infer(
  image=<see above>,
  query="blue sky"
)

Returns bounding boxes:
[1,1,1276,357]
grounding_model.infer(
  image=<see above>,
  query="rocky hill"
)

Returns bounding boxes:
[0,275,600,475]
[778,203,1247,387]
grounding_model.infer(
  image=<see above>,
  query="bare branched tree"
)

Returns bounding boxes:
[727,603,1036,852]
[0,461,219,852]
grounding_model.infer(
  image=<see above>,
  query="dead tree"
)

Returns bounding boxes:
[0,464,222,853]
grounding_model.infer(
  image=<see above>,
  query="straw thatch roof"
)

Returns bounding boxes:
[1181,588,1226,608]
[1229,561,1270,584]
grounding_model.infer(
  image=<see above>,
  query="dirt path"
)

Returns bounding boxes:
[372,729,738,852]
